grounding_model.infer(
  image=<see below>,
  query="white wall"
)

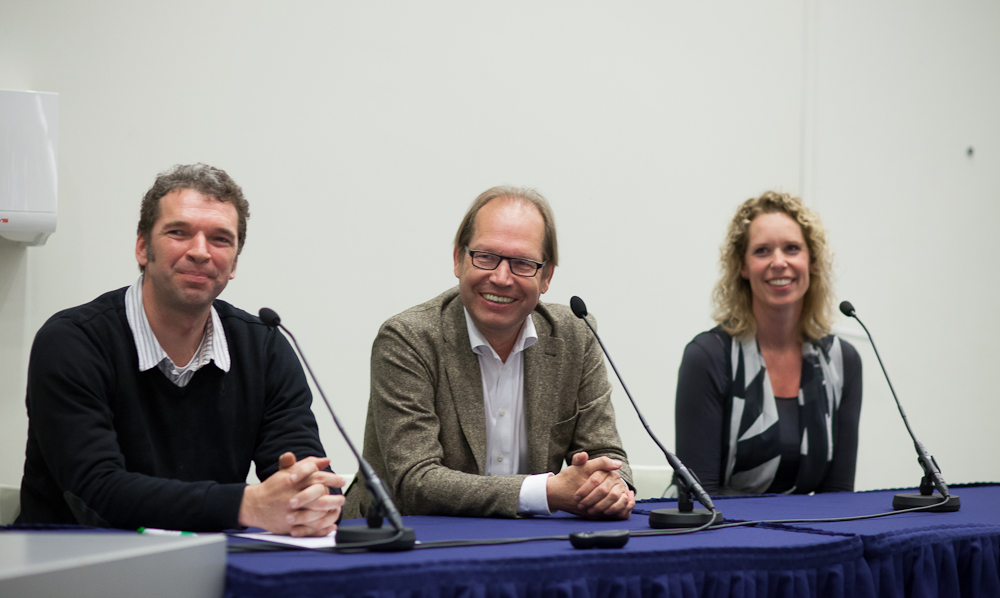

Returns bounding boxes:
[812,1,1000,492]
[0,1,997,498]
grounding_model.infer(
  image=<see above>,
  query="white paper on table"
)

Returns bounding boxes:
[235,531,336,549]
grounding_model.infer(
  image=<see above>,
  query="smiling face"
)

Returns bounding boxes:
[741,211,812,316]
[135,188,239,317]
[453,198,554,351]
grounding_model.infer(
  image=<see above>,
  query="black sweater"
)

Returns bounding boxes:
[18,288,326,531]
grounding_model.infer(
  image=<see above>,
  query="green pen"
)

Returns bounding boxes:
[137,527,196,536]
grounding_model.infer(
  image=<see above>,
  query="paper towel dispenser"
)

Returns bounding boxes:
[0,89,58,246]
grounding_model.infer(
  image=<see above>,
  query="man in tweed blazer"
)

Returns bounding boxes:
[344,187,633,519]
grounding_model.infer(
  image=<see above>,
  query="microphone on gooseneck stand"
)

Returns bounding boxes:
[258,308,417,550]
[569,296,722,529]
[838,301,959,512]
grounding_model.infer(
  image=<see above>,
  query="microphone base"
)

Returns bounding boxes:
[892,492,960,512]
[335,525,417,551]
[649,508,722,529]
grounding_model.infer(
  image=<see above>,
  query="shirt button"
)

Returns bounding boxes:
[499,409,506,417]
[497,455,504,463]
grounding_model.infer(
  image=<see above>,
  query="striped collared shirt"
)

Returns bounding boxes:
[124,275,231,387]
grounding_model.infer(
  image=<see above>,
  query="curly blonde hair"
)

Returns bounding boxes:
[712,191,834,340]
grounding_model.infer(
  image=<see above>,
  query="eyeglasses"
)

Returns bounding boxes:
[465,247,546,278]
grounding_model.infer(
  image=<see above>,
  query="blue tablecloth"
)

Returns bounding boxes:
[225,484,1000,598]
[636,484,1000,598]
[226,503,874,598]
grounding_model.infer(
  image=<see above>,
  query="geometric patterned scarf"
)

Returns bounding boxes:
[724,335,846,494]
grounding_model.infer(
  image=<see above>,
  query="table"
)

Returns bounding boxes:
[0,530,226,597]
[5,484,996,597]
[227,512,870,598]
[226,484,1000,598]
[656,484,1000,598]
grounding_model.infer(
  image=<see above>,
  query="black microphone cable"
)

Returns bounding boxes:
[569,296,721,528]
[838,301,958,512]
[561,295,956,533]
[258,308,416,551]
[228,493,959,554]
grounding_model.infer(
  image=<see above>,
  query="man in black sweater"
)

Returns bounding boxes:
[17,164,343,535]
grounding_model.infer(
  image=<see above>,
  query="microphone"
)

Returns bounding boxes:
[569,296,588,320]
[838,301,959,512]
[570,296,721,529]
[258,307,281,327]
[258,307,416,550]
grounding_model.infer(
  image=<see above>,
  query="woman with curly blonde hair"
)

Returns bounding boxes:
[675,191,862,495]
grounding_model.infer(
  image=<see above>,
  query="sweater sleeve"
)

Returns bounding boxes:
[674,332,730,493]
[251,327,327,482]
[23,318,245,531]
[816,339,863,493]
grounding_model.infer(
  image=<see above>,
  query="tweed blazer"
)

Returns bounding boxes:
[343,287,631,519]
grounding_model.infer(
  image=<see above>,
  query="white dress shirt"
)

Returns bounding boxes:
[464,308,552,515]
[124,275,230,387]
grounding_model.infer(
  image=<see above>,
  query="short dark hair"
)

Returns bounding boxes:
[136,164,249,272]
[454,186,558,268]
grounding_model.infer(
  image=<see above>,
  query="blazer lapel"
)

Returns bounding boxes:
[441,298,488,474]
[524,311,563,473]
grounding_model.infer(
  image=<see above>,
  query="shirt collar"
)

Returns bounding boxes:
[463,307,538,361]
[124,275,231,372]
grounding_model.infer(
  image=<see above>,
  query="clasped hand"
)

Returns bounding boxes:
[239,452,346,537]
[546,451,635,519]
